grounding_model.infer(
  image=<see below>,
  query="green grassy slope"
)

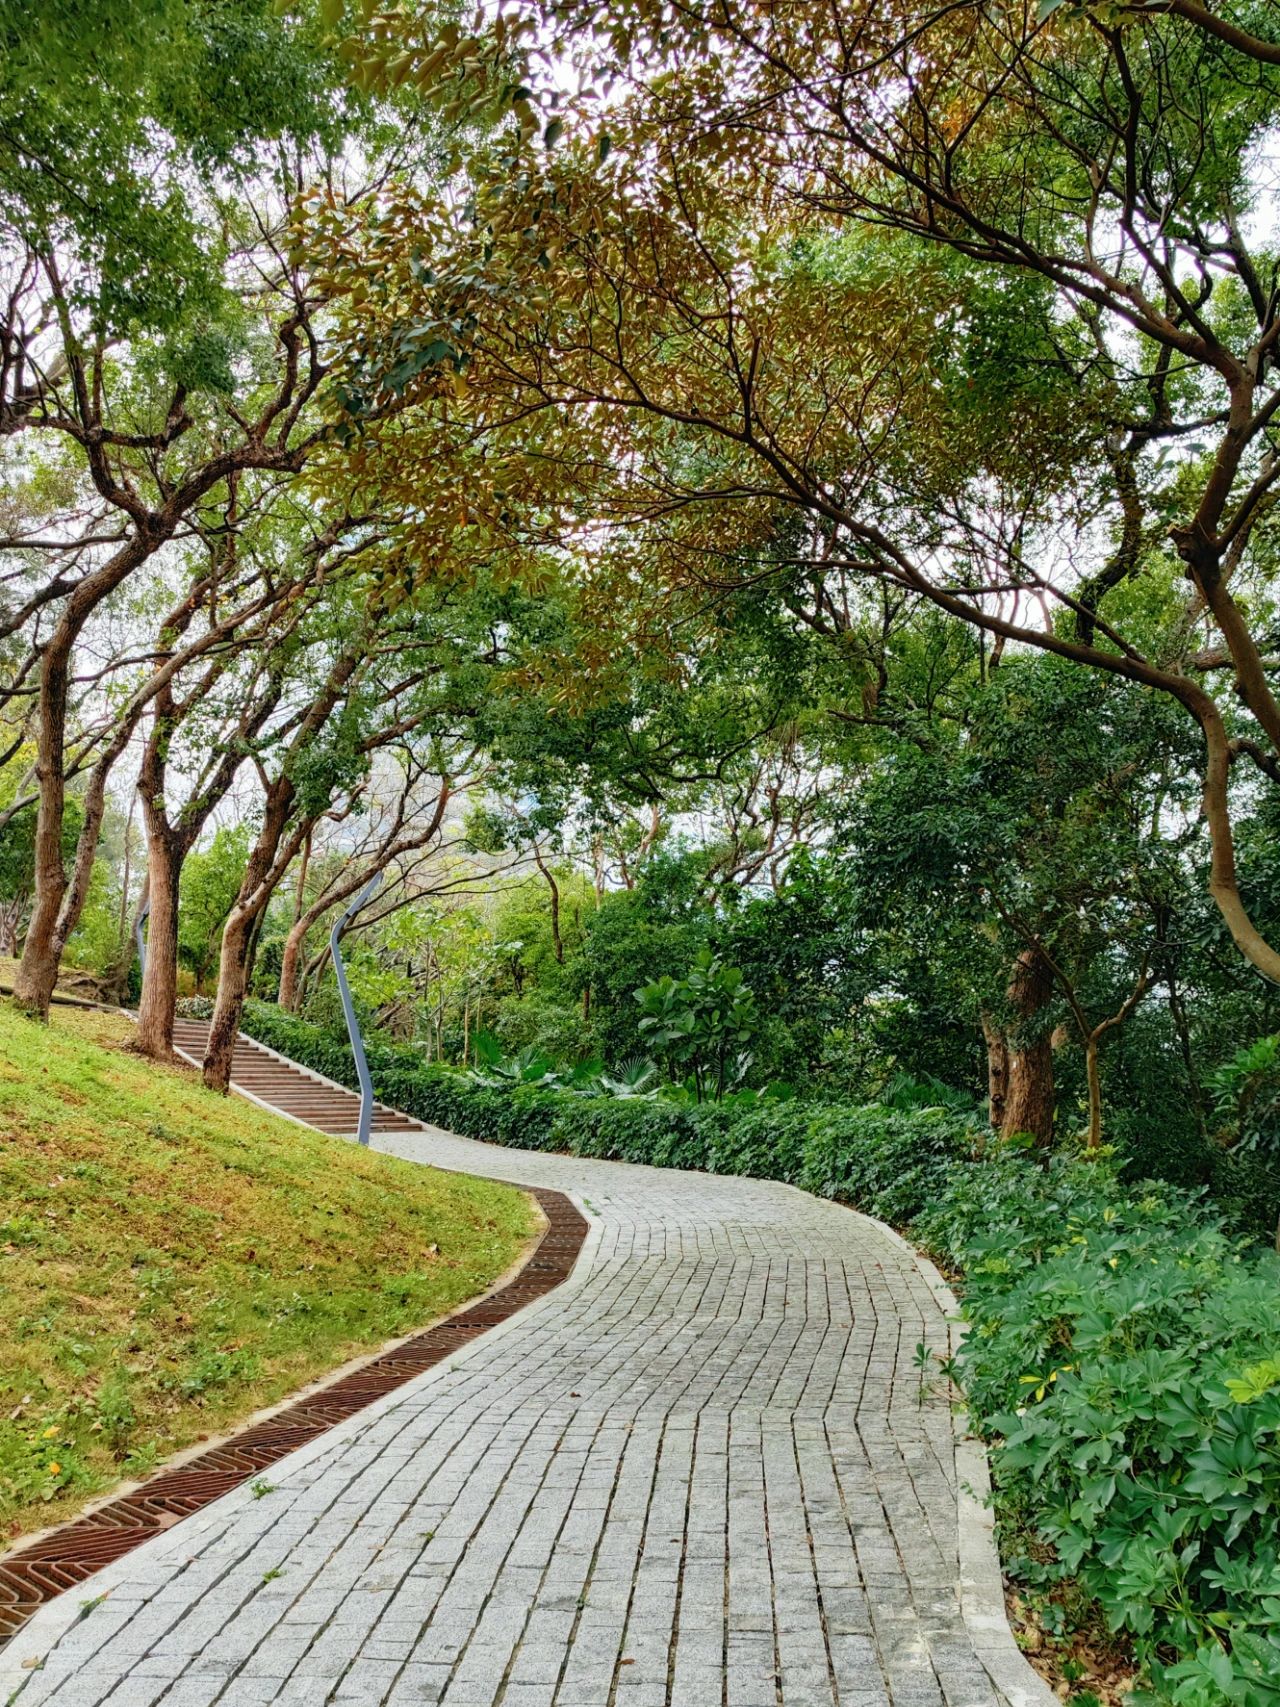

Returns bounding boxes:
[0,1006,532,1541]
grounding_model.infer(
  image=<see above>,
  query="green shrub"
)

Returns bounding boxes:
[712,1102,813,1181]
[798,1105,972,1224]
[1210,1032,1280,1156]
[920,1151,1280,1705]
[1115,1105,1280,1246]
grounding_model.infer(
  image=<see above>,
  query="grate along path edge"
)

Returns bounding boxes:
[0,1021,588,1644]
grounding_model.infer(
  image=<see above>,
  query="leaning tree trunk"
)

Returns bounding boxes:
[203,905,255,1092]
[12,644,71,1017]
[135,829,183,1060]
[14,738,130,1017]
[202,777,301,1091]
[1001,947,1056,1146]
[14,663,145,1017]
[277,919,307,1011]
[12,529,156,1017]
[534,850,563,964]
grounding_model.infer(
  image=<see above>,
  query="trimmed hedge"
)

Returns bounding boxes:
[239,1001,974,1223]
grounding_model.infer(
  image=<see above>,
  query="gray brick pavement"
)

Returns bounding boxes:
[5,1126,1019,1707]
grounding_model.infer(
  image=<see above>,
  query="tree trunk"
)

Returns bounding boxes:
[12,527,158,1017]
[981,1010,1008,1132]
[136,830,182,1060]
[13,660,144,1017]
[203,905,254,1092]
[278,918,307,1011]
[202,777,310,1091]
[1083,1032,1103,1151]
[134,711,188,1061]
[277,833,313,1010]
[534,850,563,963]
[11,644,71,1017]
[1001,948,1056,1145]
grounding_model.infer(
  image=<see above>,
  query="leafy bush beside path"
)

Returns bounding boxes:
[922,1154,1280,1707]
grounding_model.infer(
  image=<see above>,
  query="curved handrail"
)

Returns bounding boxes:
[134,895,150,981]
[330,870,383,1146]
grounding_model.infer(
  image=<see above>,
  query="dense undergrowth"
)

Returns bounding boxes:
[922,1156,1280,1707]
[241,999,1280,1705]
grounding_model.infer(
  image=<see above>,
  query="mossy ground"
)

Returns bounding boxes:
[0,1005,532,1542]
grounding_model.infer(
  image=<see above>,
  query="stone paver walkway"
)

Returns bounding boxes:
[5,1108,1035,1707]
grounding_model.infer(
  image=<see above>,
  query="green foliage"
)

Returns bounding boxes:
[467,1033,661,1099]
[598,1057,663,1098]
[0,792,84,919]
[487,988,595,1062]
[574,872,712,1065]
[877,1071,980,1116]
[468,1033,566,1088]
[714,849,874,1087]
[63,855,124,976]
[178,826,252,992]
[1210,1034,1280,1157]
[0,801,36,917]
[0,0,349,335]
[921,1151,1280,1705]
[635,949,760,1101]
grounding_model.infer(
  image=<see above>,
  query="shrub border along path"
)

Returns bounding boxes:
[1,1028,1052,1707]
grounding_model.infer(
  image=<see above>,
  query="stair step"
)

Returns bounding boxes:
[167,1020,426,1140]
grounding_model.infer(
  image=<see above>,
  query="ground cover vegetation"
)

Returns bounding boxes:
[7,0,1280,1698]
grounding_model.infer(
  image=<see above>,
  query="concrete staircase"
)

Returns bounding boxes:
[171,1018,423,1139]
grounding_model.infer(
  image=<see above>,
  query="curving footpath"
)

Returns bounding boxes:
[2,1034,1052,1707]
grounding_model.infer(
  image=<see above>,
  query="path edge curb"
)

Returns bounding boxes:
[850,1206,1059,1707]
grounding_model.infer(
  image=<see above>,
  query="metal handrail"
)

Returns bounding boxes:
[134,896,150,982]
[330,870,383,1146]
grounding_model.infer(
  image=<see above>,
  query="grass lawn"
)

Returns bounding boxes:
[0,1005,534,1543]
